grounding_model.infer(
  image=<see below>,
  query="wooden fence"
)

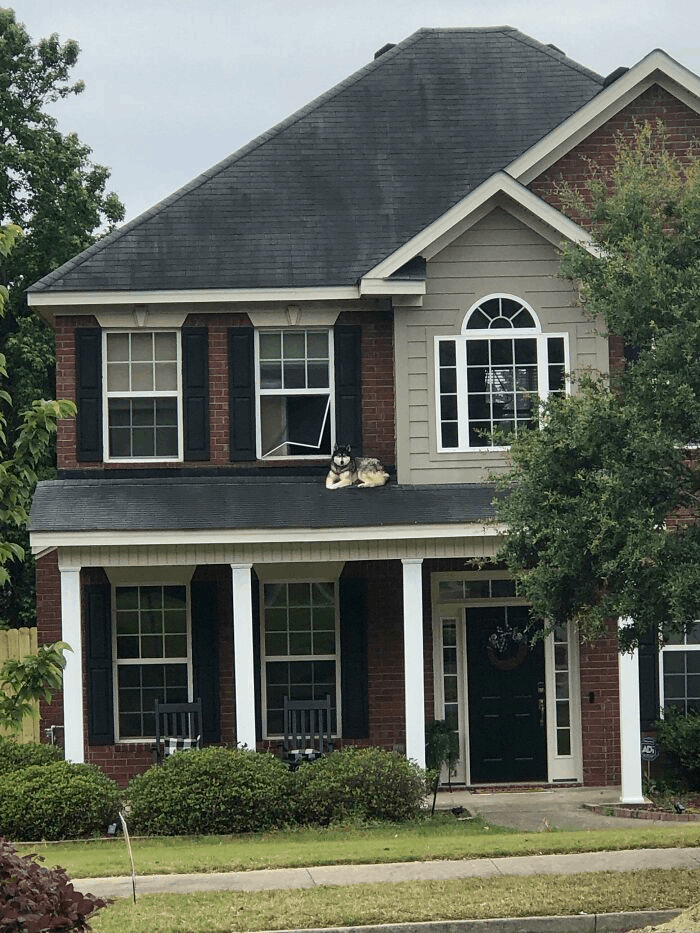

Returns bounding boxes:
[0,626,39,743]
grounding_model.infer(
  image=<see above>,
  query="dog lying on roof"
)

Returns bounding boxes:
[325,444,389,489]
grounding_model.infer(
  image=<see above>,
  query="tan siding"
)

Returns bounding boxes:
[396,206,608,485]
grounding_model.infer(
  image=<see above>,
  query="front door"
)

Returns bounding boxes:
[466,605,547,784]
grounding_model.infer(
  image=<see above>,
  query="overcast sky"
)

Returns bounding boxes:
[11,0,700,223]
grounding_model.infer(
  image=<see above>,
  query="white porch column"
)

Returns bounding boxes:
[618,618,645,803]
[231,563,257,750]
[402,558,425,768]
[59,566,84,763]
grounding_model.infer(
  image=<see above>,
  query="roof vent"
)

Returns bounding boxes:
[603,66,629,87]
[374,42,396,59]
[547,43,565,55]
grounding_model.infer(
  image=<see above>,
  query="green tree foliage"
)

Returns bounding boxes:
[0,226,75,592]
[0,10,124,625]
[0,641,68,734]
[496,123,700,649]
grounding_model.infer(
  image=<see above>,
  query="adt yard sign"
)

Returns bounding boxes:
[641,737,659,762]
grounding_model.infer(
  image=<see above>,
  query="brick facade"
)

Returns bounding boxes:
[54,308,396,472]
[579,623,622,786]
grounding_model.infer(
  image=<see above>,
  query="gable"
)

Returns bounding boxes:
[394,205,607,485]
[528,85,700,213]
[28,27,603,300]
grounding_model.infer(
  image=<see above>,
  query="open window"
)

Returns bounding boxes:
[256,330,333,458]
[435,295,568,451]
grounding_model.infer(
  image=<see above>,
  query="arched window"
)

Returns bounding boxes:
[435,295,568,450]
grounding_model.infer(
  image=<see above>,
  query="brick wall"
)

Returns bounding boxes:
[338,308,396,465]
[529,86,700,377]
[579,622,621,786]
[528,86,700,221]
[55,308,396,470]
[36,551,63,738]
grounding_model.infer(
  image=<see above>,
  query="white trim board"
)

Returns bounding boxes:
[30,521,506,552]
[508,50,700,185]
[360,173,597,287]
[27,286,362,309]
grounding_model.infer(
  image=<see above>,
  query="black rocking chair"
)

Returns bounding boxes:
[282,695,334,769]
[154,698,203,763]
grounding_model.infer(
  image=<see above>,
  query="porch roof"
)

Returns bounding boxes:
[29,476,499,533]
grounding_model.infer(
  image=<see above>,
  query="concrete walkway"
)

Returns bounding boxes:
[432,784,671,831]
[75,845,700,898]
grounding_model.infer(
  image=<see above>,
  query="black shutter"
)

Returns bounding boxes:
[229,328,256,461]
[251,572,262,743]
[76,328,103,462]
[86,583,114,745]
[340,576,369,738]
[182,327,210,461]
[334,325,362,454]
[639,627,660,728]
[191,581,220,743]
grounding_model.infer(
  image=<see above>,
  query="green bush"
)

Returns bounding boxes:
[655,707,700,787]
[292,746,428,825]
[0,736,63,776]
[0,762,120,841]
[125,747,293,835]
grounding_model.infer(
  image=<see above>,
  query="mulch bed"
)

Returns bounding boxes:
[586,802,700,821]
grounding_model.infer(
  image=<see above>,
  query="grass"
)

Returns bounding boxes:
[88,869,699,933]
[18,813,700,880]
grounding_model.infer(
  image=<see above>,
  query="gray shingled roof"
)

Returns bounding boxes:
[29,477,498,533]
[29,27,603,295]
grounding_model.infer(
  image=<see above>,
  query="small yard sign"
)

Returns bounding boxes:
[641,737,659,762]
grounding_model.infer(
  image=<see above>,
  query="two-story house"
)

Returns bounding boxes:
[27,27,700,795]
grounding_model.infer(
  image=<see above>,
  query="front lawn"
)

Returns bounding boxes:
[89,869,698,933]
[18,813,700,879]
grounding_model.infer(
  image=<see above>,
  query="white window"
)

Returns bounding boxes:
[660,623,700,714]
[104,331,181,460]
[261,581,339,736]
[435,295,568,451]
[256,329,333,458]
[113,583,192,740]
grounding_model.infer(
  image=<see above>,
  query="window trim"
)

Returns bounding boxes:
[259,576,342,740]
[254,328,335,460]
[111,580,193,743]
[434,295,569,453]
[102,329,184,463]
[659,626,700,715]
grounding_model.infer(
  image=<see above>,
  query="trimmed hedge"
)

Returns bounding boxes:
[0,737,63,776]
[655,707,700,786]
[0,762,120,841]
[291,746,428,825]
[125,746,293,835]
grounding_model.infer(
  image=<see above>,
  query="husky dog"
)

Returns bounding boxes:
[325,445,389,489]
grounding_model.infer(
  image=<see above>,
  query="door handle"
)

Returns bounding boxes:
[538,697,545,727]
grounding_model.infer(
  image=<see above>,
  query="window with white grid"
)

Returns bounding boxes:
[435,295,568,451]
[104,331,181,460]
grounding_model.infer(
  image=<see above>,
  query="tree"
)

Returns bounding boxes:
[0,9,124,625]
[0,224,76,582]
[495,122,700,649]
[0,641,68,734]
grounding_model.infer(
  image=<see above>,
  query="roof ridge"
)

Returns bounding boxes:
[506,28,604,84]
